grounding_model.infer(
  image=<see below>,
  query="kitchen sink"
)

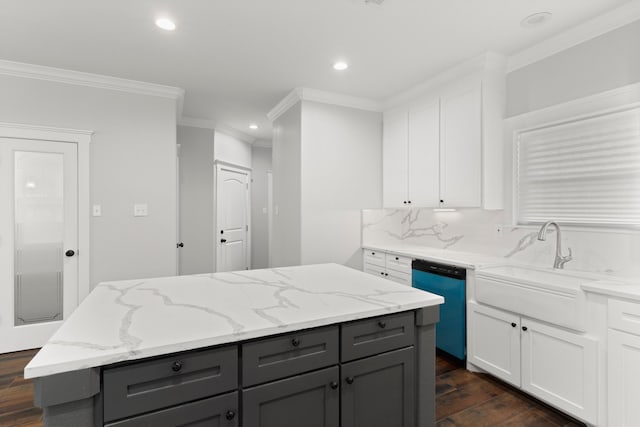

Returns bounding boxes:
[474,265,593,331]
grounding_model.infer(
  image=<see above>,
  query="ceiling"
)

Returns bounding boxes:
[0,0,634,140]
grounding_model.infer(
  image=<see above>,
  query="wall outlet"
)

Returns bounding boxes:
[92,204,102,217]
[134,204,148,217]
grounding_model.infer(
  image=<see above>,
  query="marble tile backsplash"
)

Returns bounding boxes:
[362,208,640,278]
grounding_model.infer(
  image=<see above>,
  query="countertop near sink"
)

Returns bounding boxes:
[582,280,640,302]
[24,263,443,379]
[365,243,640,301]
[363,244,506,269]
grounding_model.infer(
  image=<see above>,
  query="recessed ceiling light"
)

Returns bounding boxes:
[249,124,259,130]
[155,18,176,31]
[333,61,349,71]
[521,12,552,29]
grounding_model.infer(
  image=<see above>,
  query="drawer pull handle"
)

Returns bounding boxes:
[330,381,339,390]
[291,337,301,347]
[225,410,236,420]
[346,376,355,384]
[395,257,399,260]
[380,272,384,275]
[171,361,183,372]
[522,326,528,331]
[378,320,386,329]
[511,322,516,328]
[371,252,375,255]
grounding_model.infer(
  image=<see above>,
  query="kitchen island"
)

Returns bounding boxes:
[25,263,443,427]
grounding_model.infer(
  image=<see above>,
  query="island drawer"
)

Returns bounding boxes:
[103,346,238,423]
[105,392,238,427]
[341,311,415,362]
[242,326,339,387]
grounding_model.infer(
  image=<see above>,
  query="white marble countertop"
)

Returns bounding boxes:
[364,243,640,301]
[363,243,506,269]
[24,263,444,379]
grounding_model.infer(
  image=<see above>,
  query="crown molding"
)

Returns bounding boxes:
[267,87,384,122]
[178,116,216,129]
[383,52,505,110]
[267,88,303,122]
[215,124,257,144]
[299,88,383,112]
[0,59,185,112]
[508,4,640,73]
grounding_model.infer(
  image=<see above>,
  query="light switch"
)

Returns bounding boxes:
[92,205,102,217]
[134,204,148,217]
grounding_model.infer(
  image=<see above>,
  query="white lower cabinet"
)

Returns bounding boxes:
[608,298,640,427]
[468,302,597,425]
[467,302,520,386]
[362,249,412,286]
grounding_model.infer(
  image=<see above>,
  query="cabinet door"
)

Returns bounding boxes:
[521,318,597,424]
[609,329,640,426]
[439,83,481,207]
[383,109,409,207]
[467,302,520,386]
[408,100,439,207]
[341,347,414,427]
[242,366,339,427]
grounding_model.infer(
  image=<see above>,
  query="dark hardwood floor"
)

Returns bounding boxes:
[0,349,585,427]
[0,349,41,427]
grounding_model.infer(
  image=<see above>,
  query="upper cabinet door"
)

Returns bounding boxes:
[439,83,482,207]
[383,109,409,208]
[408,100,440,207]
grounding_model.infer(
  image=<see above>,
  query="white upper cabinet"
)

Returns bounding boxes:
[439,83,481,207]
[382,53,505,209]
[408,99,440,207]
[382,109,409,207]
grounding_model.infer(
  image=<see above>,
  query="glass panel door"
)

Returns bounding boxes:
[14,151,65,325]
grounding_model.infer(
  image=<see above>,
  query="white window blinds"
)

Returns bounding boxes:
[516,106,640,227]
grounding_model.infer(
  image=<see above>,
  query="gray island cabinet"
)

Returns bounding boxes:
[25,264,443,427]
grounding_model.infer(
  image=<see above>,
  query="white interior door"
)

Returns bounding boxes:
[216,164,250,272]
[0,138,79,353]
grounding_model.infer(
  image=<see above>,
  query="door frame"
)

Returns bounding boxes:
[0,122,92,302]
[213,160,251,272]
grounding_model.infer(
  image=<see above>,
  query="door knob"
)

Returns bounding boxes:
[220,238,227,243]
[346,376,355,384]
[225,410,236,420]
[176,242,184,248]
[65,250,75,257]
[330,381,339,390]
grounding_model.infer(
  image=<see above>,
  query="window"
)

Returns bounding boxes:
[516,105,640,228]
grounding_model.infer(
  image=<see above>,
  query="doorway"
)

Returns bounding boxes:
[215,163,251,272]
[0,133,88,353]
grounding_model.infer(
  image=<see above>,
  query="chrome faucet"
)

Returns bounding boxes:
[537,221,572,269]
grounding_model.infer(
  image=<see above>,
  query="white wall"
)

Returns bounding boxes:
[0,75,178,288]
[507,20,640,117]
[271,103,302,267]
[214,131,252,168]
[178,126,214,274]
[251,145,272,269]
[300,101,382,269]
